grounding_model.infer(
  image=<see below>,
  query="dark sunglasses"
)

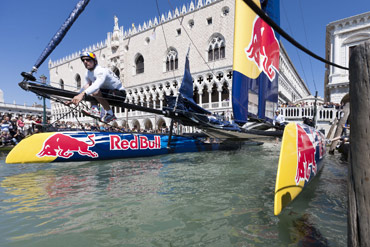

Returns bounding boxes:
[82,58,94,62]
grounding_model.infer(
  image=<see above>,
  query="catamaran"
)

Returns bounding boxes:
[5,0,329,215]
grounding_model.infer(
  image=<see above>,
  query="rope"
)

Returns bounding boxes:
[242,0,349,70]
[37,91,127,133]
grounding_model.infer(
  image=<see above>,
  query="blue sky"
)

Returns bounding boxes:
[0,0,369,106]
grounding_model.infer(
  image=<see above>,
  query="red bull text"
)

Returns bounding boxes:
[245,16,280,81]
[37,133,98,159]
[109,135,161,150]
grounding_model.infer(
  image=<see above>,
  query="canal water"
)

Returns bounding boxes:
[0,142,347,246]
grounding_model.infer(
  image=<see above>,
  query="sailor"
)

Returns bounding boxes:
[69,52,126,123]
[273,109,285,126]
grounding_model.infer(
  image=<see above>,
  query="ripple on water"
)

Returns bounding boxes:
[0,145,347,246]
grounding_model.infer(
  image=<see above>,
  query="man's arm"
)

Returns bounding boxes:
[68,80,90,105]
[84,70,106,95]
[71,90,87,105]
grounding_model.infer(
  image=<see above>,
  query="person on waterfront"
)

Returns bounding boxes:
[23,115,36,136]
[69,52,126,123]
[33,117,42,133]
[16,116,25,135]
[273,110,285,127]
[0,131,14,146]
[9,118,17,139]
[13,128,25,144]
[341,122,350,137]
[0,119,10,134]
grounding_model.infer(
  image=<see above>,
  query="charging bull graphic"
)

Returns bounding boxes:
[295,125,317,185]
[245,16,280,81]
[37,133,98,158]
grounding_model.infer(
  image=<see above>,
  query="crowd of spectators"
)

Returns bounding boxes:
[0,114,44,147]
[1,114,180,148]
[51,120,174,134]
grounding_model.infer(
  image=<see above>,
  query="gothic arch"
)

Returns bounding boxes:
[211,83,218,103]
[131,119,140,131]
[59,79,64,90]
[112,66,120,78]
[134,53,144,74]
[75,74,81,91]
[164,47,179,72]
[202,84,209,103]
[221,80,230,101]
[207,33,226,62]
[156,117,167,130]
[143,118,153,130]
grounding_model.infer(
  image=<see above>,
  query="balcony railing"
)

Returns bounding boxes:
[280,106,340,122]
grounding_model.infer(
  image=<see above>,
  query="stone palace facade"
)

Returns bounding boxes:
[48,0,309,131]
[324,11,370,103]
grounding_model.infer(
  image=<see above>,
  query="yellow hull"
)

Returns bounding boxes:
[274,123,326,215]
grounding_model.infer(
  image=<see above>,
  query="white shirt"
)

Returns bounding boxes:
[273,114,285,125]
[83,65,124,95]
[23,119,35,130]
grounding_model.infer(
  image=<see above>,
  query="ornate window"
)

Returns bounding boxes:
[59,79,64,90]
[193,87,199,104]
[135,55,144,74]
[188,19,194,29]
[221,81,229,101]
[211,84,218,103]
[222,6,230,16]
[112,67,120,78]
[75,74,81,90]
[202,85,209,103]
[166,49,178,72]
[208,35,225,62]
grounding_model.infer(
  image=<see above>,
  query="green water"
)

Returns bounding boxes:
[0,143,347,246]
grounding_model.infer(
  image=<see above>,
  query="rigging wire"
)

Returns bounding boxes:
[155,0,181,113]
[36,89,127,133]
[298,1,317,92]
[163,0,253,117]
[155,0,178,83]
[281,2,308,87]
[165,0,220,79]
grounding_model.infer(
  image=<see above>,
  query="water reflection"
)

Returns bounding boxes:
[1,159,164,214]
[1,171,53,213]
[0,145,347,246]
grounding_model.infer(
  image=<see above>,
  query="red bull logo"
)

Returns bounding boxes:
[295,125,317,185]
[245,16,280,81]
[37,133,98,158]
[317,131,325,159]
[109,135,161,150]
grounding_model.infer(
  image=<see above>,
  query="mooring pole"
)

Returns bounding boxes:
[329,103,349,154]
[348,41,370,247]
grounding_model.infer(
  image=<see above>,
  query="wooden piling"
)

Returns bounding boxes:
[328,102,349,153]
[326,117,338,140]
[348,41,370,246]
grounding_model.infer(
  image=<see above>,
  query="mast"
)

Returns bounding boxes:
[313,90,318,128]
[232,0,280,124]
[22,0,90,81]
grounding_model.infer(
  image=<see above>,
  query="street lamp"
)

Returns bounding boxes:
[40,74,47,129]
